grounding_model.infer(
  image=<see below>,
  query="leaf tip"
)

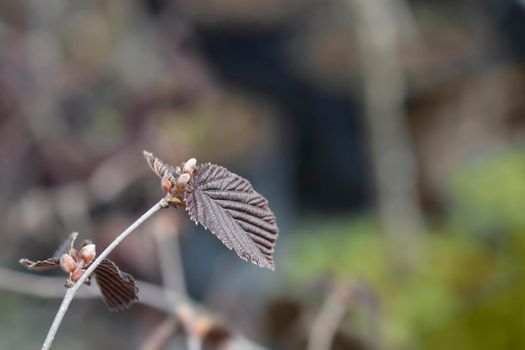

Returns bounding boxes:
[143,151,158,168]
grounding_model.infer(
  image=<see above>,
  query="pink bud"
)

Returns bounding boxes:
[79,244,96,266]
[161,176,174,193]
[182,158,197,175]
[70,268,84,282]
[176,173,191,192]
[60,254,76,274]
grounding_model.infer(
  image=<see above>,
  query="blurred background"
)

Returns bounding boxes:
[1,0,525,349]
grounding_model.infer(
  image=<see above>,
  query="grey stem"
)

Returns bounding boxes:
[41,198,168,350]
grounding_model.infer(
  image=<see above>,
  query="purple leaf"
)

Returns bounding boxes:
[94,259,139,312]
[184,163,279,270]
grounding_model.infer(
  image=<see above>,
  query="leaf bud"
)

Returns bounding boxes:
[60,254,76,274]
[161,176,174,193]
[182,158,197,175]
[70,268,84,283]
[79,244,96,266]
[176,173,191,192]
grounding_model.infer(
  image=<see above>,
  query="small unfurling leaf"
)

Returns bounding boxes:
[143,151,191,207]
[19,233,138,311]
[143,151,177,186]
[94,259,139,312]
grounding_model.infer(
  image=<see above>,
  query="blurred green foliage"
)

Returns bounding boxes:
[449,148,525,234]
[285,149,525,350]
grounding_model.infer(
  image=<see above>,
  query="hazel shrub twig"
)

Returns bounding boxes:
[41,198,168,350]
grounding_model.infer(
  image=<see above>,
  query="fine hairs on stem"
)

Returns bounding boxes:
[41,198,168,350]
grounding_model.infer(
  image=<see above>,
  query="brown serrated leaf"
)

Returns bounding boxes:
[184,163,279,270]
[143,151,177,183]
[94,259,139,312]
[19,257,60,271]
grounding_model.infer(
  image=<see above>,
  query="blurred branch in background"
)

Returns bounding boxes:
[390,0,423,48]
[142,318,180,350]
[0,265,267,350]
[350,0,424,266]
[307,285,350,350]
[151,212,203,350]
[307,281,380,350]
[149,211,270,350]
[152,213,188,309]
[0,266,168,310]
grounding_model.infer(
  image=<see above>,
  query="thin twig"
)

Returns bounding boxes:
[41,198,168,350]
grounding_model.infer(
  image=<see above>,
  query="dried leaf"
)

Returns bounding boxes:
[19,257,60,271]
[94,259,139,312]
[184,163,279,270]
[20,232,76,273]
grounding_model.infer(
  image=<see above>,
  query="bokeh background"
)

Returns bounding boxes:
[1,0,525,349]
